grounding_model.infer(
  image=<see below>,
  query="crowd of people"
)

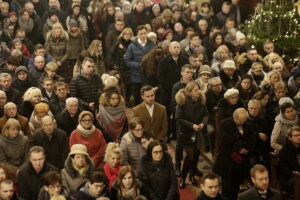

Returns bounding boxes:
[0,0,299,199]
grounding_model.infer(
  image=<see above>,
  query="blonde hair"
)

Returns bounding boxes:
[101,74,118,88]
[273,81,286,91]
[0,2,9,10]
[1,118,21,137]
[260,70,282,88]
[23,87,42,102]
[88,40,102,56]
[45,61,58,72]
[175,81,206,105]
[34,103,50,114]
[118,28,133,39]
[104,142,121,162]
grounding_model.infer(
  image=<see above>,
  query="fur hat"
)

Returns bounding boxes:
[78,111,94,124]
[69,144,89,156]
[279,97,294,107]
[236,31,246,43]
[224,88,239,99]
[222,60,236,70]
[15,66,28,74]
[199,65,211,75]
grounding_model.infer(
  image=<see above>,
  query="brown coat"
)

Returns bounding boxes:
[0,114,31,137]
[132,102,167,139]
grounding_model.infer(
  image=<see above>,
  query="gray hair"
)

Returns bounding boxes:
[66,97,78,105]
[0,73,12,80]
[4,102,16,110]
[11,49,22,57]
[29,146,45,158]
[208,77,221,86]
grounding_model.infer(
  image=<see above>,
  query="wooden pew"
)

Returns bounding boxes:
[213,107,221,160]
[269,152,281,190]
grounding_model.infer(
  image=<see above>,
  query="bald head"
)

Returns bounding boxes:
[233,108,248,125]
[169,41,180,57]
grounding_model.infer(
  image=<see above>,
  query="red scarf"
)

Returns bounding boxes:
[103,162,122,189]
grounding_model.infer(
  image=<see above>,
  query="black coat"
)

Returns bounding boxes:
[157,54,187,109]
[213,118,256,177]
[17,162,57,200]
[238,186,282,200]
[139,153,178,200]
[19,101,34,119]
[70,73,103,107]
[77,182,111,200]
[31,128,69,169]
[278,141,300,188]
[205,89,225,124]
[219,70,240,90]
[176,95,209,147]
[12,78,33,97]
[48,95,66,116]
[195,191,227,200]
[1,86,21,106]
[171,81,186,112]
[217,98,244,121]
[56,109,79,137]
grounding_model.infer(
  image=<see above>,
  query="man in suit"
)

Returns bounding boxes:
[132,85,167,139]
[238,164,282,200]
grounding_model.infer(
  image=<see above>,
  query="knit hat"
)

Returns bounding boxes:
[78,111,94,124]
[69,19,79,27]
[48,10,58,18]
[9,12,17,17]
[69,144,89,156]
[279,97,294,107]
[152,4,160,11]
[222,60,236,70]
[12,38,22,45]
[15,66,28,75]
[224,88,239,99]
[292,68,300,80]
[199,65,211,75]
[251,62,263,72]
[236,31,246,43]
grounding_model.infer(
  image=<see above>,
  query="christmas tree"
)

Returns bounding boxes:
[241,0,300,64]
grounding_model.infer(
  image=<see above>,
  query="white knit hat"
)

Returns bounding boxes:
[69,144,89,156]
[224,88,239,99]
[236,31,246,43]
[222,60,236,70]
[279,97,294,107]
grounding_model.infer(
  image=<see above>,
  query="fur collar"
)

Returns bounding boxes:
[63,154,95,178]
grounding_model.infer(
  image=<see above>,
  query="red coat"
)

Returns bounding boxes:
[69,128,107,169]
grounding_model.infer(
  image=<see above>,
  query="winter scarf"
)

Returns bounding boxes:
[103,162,121,189]
[18,17,34,33]
[77,124,96,138]
[98,104,126,142]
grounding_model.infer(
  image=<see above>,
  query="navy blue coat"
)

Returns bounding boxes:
[124,39,155,83]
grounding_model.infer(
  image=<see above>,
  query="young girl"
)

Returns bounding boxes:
[103,142,122,189]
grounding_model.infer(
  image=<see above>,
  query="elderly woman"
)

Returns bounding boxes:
[271,97,300,153]
[175,81,208,188]
[29,102,54,134]
[195,65,211,93]
[45,22,70,80]
[211,45,232,76]
[260,70,282,95]
[111,165,143,200]
[0,118,30,171]
[103,142,122,189]
[19,87,43,119]
[120,117,146,173]
[97,86,127,142]
[219,60,240,90]
[217,88,244,121]
[69,111,107,169]
[139,140,178,199]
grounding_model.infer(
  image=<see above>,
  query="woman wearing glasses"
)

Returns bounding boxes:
[69,111,107,169]
[139,140,178,200]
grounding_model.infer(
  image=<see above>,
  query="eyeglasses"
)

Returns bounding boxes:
[81,119,93,123]
[210,83,222,87]
[152,150,163,155]
[292,134,300,137]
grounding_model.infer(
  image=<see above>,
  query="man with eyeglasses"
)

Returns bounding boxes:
[38,171,70,199]
[77,171,110,200]
[238,164,281,200]
[279,126,300,196]
[0,102,30,136]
